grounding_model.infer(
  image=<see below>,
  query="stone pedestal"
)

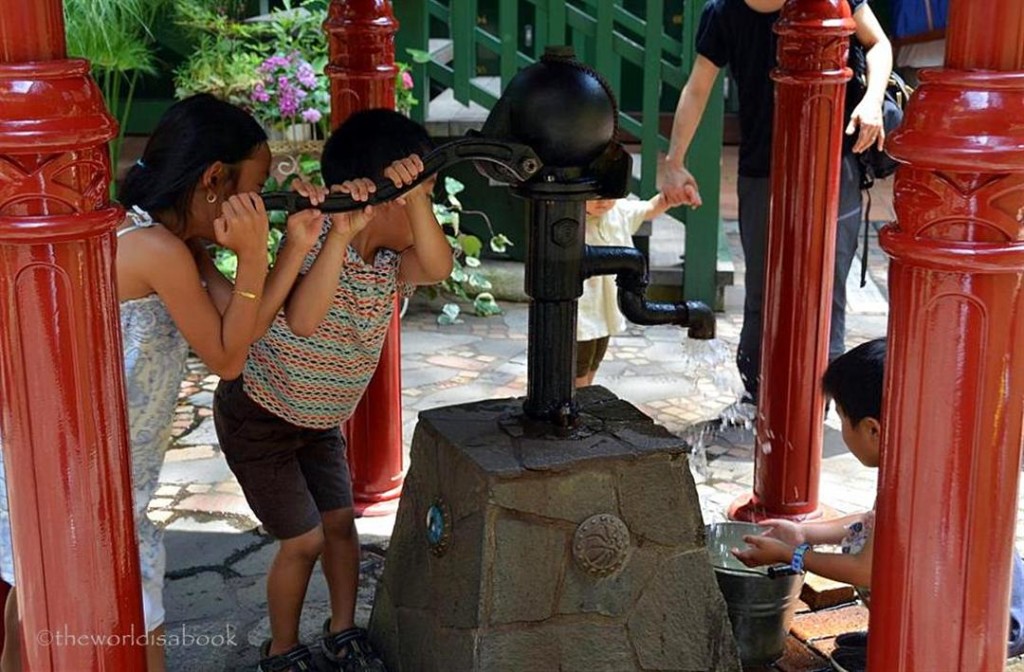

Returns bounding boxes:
[369,387,740,671]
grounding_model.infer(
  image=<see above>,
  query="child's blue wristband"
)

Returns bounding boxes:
[791,543,811,573]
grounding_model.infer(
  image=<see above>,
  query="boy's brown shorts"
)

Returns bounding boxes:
[213,377,353,540]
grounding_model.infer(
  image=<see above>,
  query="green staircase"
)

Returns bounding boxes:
[395,0,732,308]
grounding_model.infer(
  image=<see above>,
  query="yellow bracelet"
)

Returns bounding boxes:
[233,289,259,301]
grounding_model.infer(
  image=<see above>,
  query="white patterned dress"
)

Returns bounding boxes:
[0,209,188,629]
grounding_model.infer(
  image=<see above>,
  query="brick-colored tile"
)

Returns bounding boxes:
[809,636,838,657]
[801,572,857,610]
[774,637,832,672]
[790,604,869,642]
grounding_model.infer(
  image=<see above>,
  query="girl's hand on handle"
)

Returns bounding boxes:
[333,177,376,203]
[286,210,325,253]
[286,180,325,252]
[214,193,270,261]
[291,178,329,206]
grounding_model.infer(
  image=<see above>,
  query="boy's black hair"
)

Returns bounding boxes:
[321,109,433,186]
[822,338,886,426]
[119,94,267,225]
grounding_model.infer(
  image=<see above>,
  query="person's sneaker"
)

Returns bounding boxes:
[830,645,867,672]
[320,620,386,672]
[257,640,315,672]
[834,631,868,649]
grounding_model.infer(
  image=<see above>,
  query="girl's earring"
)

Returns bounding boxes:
[207,192,217,204]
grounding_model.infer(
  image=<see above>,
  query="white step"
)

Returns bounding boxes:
[424,77,501,137]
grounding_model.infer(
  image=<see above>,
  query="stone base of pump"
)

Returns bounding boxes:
[368,386,741,672]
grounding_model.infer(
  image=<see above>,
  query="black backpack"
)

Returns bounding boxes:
[856,71,913,190]
[848,69,913,286]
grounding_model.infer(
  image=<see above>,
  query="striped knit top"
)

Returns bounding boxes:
[243,228,413,429]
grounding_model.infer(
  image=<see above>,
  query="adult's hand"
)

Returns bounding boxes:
[661,163,703,208]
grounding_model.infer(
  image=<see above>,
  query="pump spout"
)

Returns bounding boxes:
[582,245,716,340]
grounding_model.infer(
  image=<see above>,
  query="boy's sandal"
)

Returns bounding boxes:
[321,620,387,672]
[833,631,868,649]
[830,645,867,672]
[257,640,315,672]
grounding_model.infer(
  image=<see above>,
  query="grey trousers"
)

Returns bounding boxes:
[736,150,863,400]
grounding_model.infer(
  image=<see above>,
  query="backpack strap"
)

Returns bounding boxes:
[860,189,872,288]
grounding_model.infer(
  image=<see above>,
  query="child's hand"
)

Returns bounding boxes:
[333,178,376,203]
[291,178,328,206]
[286,210,324,253]
[324,178,377,242]
[759,519,805,547]
[383,154,431,205]
[286,179,326,251]
[328,207,375,242]
[731,535,793,568]
[214,193,270,260]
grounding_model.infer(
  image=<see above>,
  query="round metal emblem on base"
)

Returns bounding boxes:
[572,513,630,577]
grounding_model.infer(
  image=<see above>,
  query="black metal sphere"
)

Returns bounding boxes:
[501,48,616,168]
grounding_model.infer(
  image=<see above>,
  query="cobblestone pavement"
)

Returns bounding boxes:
[154,221,1024,671]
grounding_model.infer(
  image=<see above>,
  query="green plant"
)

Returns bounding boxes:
[174,0,328,115]
[174,0,417,126]
[65,0,168,172]
[430,177,512,324]
[395,62,418,117]
[250,52,330,138]
[173,2,266,108]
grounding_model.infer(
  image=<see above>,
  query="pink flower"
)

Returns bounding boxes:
[251,83,270,103]
[301,108,322,124]
[402,71,414,90]
[296,62,317,89]
[260,55,290,73]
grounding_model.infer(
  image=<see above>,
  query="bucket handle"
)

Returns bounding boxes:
[767,565,802,579]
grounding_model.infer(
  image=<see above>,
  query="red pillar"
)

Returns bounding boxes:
[868,3,1024,670]
[325,1,405,516]
[730,0,853,521]
[0,1,147,669]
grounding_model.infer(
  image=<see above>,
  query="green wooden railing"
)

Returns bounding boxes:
[396,0,724,306]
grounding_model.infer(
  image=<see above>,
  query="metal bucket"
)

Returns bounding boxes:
[706,522,805,665]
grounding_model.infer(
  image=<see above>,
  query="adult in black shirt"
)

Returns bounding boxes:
[662,0,892,406]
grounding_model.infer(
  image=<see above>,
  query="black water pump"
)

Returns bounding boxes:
[263,46,715,428]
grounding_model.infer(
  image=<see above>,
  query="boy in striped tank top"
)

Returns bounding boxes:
[214,110,453,672]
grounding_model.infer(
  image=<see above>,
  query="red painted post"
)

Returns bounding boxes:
[325,1,405,516]
[730,0,854,521]
[868,3,1024,670]
[0,1,147,669]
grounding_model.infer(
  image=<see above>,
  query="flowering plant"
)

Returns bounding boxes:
[395,62,418,117]
[250,51,330,137]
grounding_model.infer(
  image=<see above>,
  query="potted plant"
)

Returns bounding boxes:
[249,51,330,143]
